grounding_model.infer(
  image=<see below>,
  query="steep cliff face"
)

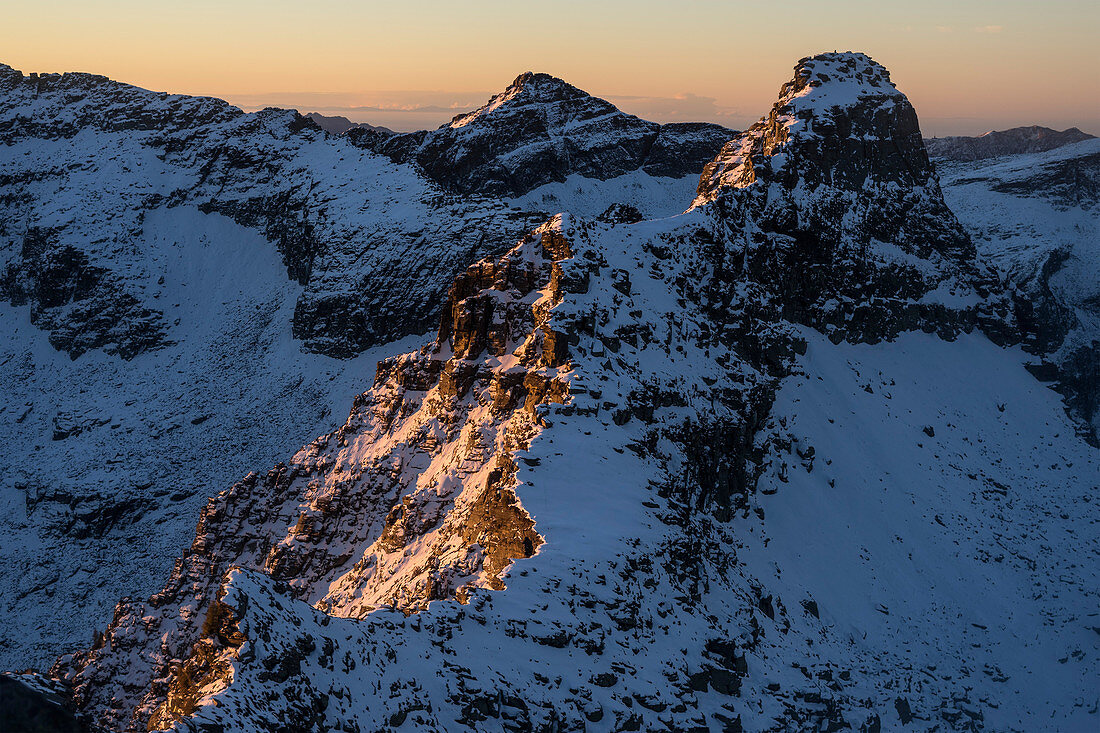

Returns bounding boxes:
[692,52,1007,345]
[926,125,1095,161]
[32,53,1099,733]
[359,72,736,197]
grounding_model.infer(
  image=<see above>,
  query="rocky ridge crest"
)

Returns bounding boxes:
[51,219,576,731]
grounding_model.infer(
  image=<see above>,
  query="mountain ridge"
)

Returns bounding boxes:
[304,112,395,136]
[926,124,1095,161]
[22,51,1097,732]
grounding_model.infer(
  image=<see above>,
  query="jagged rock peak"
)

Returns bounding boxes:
[694,51,930,205]
[448,71,599,128]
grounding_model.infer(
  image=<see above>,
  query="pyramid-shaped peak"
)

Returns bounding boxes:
[365,65,732,197]
[449,72,604,129]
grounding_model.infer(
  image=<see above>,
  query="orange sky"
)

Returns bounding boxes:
[3,1,1097,135]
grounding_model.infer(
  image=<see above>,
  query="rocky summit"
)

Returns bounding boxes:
[2,52,1098,733]
[359,72,737,196]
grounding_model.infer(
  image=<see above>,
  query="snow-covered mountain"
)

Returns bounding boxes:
[0,61,732,678]
[926,125,1095,161]
[3,52,1098,732]
[0,63,553,361]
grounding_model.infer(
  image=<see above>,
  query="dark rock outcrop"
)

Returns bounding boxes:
[0,675,92,733]
[0,227,171,359]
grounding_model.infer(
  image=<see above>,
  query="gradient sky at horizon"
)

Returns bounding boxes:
[4,0,1098,135]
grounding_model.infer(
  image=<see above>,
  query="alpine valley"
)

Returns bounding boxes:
[0,52,1096,732]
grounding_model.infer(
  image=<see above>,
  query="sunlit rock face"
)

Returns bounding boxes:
[50,220,572,731]
[358,72,736,196]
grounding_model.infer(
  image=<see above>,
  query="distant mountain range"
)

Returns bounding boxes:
[304,112,395,136]
[926,125,1094,160]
